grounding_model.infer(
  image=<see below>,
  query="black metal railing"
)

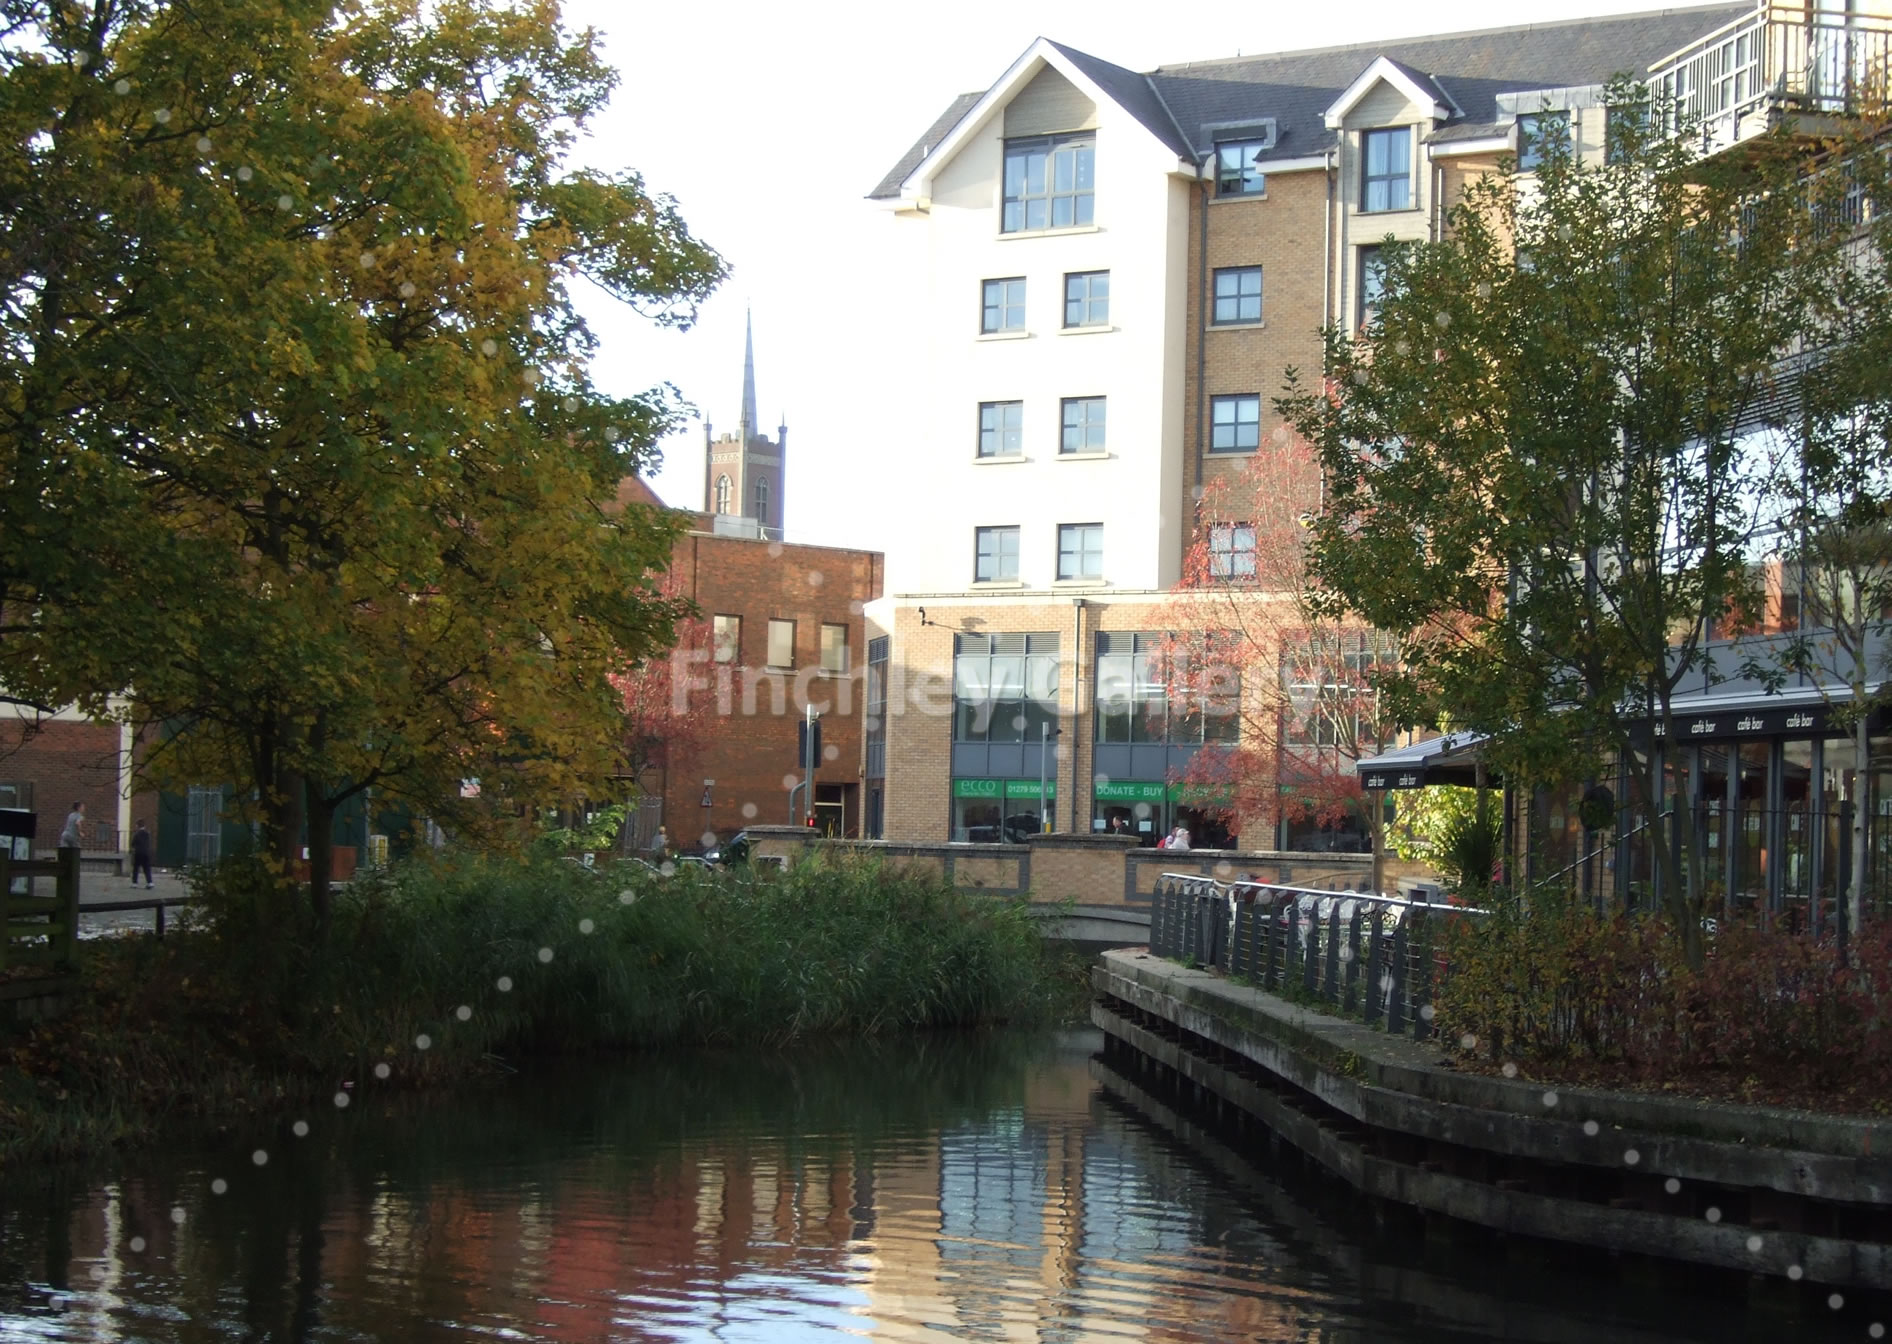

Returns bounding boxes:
[1149,873,1489,1040]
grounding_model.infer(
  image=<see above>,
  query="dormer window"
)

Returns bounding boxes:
[1002,134,1095,233]
[1361,127,1412,212]
[1215,142,1267,196]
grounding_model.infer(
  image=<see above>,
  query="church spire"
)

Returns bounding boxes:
[739,307,758,441]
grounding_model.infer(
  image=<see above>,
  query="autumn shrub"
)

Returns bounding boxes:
[1435,891,1892,1097]
[0,853,1077,1164]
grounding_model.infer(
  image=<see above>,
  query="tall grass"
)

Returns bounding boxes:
[0,854,1081,1164]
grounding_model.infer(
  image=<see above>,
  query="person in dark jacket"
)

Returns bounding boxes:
[131,820,154,889]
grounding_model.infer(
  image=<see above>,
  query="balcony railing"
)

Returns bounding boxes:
[1649,4,1892,153]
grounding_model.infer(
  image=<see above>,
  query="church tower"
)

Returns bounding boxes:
[702,310,787,536]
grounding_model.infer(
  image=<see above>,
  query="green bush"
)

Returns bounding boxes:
[0,853,1080,1163]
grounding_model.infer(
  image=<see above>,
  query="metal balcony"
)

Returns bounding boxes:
[1648,4,1892,155]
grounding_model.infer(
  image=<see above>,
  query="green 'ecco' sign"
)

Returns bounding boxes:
[952,778,1057,800]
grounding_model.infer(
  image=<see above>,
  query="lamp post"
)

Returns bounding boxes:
[1039,723,1062,834]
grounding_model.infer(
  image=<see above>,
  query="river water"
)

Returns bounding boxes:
[0,1029,1862,1342]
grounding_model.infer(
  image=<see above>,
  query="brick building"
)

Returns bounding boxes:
[865,5,1752,846]
[629,326,885,850]
[0,702,153,857]
[646,520,884,848]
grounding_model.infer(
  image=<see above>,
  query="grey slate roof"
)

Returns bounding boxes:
[868,91,983,201]
[1044,40,1195,160]
[868,3,1748,197]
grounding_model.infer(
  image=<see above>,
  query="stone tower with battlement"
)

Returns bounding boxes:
[701,311,786,536]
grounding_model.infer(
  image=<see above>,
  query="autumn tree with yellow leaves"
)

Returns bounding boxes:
[0,0,724,912]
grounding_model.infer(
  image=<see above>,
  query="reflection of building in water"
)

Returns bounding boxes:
[37,1068,1312,1341]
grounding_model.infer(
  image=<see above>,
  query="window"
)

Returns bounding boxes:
[975,526,1020,582]
[981,277,1026,333]
[1212,266,1262,325]
[1215,141,1267,196]
[977,401,1023,458]
[766,618,795,669]
[1063,271,1109,327]
[864,636,889,786]
[1284,634,1394,749]
[753,476,769,526]
[1360,126,1411,212]
[1057,523,1103,581]
[820,623,849,673]
[712,615,740,663]
[1605,103,1648,164]
[1358,244,1391,328]
[1060,397,1106,454]
[1210,395,1260,453]
[713,474,731,514]
[1095,632,1241,745]
[1002,133,1095,233]
[1209,523,1257,578]
[1516,111,1569,172]
[953,631,1059,744]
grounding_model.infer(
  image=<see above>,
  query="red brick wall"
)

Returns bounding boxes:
[659,531,884,849]
[0,718,123,850]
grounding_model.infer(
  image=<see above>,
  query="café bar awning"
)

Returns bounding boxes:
[1356,731,1495,790]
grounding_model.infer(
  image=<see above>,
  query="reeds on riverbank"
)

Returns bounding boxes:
[0,854,1085,1165]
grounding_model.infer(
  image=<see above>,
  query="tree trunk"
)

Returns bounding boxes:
[1851,710,1869,943]
[305,712,333,924]
[306,785,335,927]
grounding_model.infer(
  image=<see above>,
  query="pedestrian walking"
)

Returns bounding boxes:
[58,800,84,849]
[131,820,154,889]
[648,825,668,862]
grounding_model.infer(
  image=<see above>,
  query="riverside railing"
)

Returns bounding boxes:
[1149,874,1489,1041]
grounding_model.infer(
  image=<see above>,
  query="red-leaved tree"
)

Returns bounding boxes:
[1155,435,1400,851]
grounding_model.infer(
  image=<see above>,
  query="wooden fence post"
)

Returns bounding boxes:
[57,846,80,972]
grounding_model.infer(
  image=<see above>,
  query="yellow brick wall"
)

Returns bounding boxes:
[881,591,1296,846]
[1185,168,1334,506]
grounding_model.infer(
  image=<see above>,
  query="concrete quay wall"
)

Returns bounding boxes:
[1093,949,1892,1291]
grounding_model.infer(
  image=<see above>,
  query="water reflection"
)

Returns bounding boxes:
[0,1029,1862,1342]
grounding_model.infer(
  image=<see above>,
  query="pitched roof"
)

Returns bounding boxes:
[1044,39,1194,160]
[870,3,1748,196]
[1150,4,1748,163]
[868,91,983,201]
[615,475,666,510]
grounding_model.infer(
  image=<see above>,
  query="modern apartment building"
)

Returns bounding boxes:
[864,3,1798,848]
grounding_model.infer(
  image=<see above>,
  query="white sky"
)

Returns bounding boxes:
[560,0,1733,556]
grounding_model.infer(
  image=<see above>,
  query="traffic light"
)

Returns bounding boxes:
[806,814,818,829]
[796,718,822,767]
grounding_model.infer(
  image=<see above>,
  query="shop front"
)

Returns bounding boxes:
[950,777,1057,844]
[1090,779,1235,848]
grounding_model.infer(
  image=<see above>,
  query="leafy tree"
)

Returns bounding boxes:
[1772,139,1892,936]
[1279,89,1839,964]
[612,572,715,825]
[0,0,724,912]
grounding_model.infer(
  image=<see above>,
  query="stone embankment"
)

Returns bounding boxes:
[1093,949,1892,1291]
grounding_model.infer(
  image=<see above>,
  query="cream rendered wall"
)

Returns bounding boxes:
[885,60,1193,598]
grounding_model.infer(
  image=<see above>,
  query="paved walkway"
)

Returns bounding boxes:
[76,866,194,937]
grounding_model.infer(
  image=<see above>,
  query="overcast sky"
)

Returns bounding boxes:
[559,0,1732,559]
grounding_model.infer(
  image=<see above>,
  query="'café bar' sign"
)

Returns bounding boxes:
[1646,703,1830,739]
